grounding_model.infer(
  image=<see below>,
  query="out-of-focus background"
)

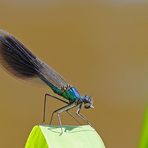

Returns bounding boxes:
[0,0,148,148]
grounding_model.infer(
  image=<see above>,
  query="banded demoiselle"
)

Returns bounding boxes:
[0,30,94,133]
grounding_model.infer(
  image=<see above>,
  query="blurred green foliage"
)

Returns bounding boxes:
[139,104,148,148]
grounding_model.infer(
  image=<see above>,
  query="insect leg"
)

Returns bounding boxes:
[66,110,82,125]
[76,103,92,126]
[42,93,69,123]
[50,103,76,125]
[50,103,76,134]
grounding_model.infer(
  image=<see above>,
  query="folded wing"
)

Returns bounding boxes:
[0,30,68,89]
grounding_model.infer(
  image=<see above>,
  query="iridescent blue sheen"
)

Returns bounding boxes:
[61,87,81,102]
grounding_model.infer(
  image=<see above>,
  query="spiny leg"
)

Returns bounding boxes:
[50,103,76,134]
[50,103,81,126]
[50,103,76,125]
[42,93,69,123]
[76,112,92,126]
[66,110,81,125]
[57,113,63,134]
[76,103,92,126]
[65,103,83,125]
[50,107,61,125]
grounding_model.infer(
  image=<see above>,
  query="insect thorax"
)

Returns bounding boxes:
[61,86,81,102]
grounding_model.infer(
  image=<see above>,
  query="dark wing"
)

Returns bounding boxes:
[0,29,68,89]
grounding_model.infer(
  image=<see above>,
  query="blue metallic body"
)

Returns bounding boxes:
[39,75,81,102]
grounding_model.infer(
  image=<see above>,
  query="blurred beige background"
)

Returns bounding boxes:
[0,0,148,148]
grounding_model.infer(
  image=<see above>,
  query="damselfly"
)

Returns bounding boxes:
[0,30,94,133]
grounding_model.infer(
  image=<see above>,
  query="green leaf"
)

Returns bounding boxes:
[25,125,105,148]
[139,105,148,148]
[25,125,48,148]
